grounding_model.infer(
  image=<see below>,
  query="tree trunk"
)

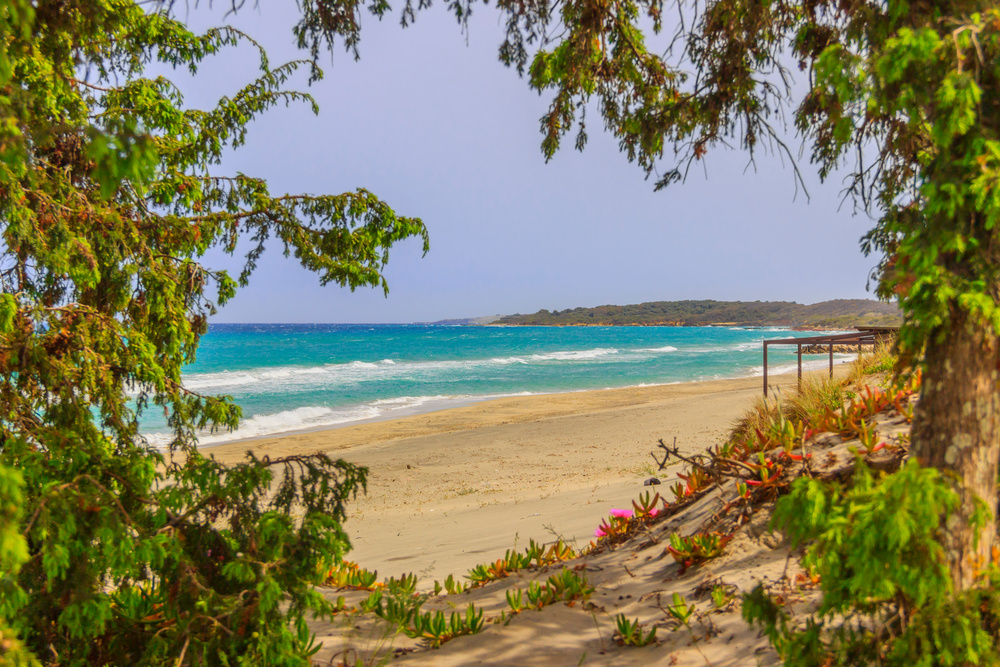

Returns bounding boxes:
[911,309,1000,591]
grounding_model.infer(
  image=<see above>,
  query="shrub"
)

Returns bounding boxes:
[744,460,1000,665]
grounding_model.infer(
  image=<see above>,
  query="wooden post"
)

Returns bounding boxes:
[797,343,802,387]
[763,343,768,397]
[829,342,834,378]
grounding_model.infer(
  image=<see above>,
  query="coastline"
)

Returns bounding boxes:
[482,322,860,328]
[190,352,857,449]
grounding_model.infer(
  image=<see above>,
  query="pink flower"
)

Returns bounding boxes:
[609,508,633,518]
[594,527,607,538]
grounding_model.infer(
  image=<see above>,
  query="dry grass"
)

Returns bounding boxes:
[845,340,897,385]
[784,376,846,425]
[726,394,783,447]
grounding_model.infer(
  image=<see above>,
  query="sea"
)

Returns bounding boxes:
[141,324,856,447]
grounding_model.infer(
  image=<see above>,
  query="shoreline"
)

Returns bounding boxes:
[191,353,857,450]
[205,371,812,465]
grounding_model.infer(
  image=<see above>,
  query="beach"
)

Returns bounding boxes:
[208,370,818,583]
[199,365,878,665]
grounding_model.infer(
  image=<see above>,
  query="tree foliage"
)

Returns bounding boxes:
[745,461,1000,665]
[0,1,426,663]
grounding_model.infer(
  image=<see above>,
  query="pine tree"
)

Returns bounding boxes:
[0,2,425,663]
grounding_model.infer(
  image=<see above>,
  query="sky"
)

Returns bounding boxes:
[167,3,883,323]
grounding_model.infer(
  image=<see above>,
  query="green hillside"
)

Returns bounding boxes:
[495,299,901,328]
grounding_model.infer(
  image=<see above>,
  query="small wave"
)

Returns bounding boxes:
[181,370,261,391]
[529,348,619,362]
[146,395,468,447]
[491,356,530,365]
[750,354,857,377]
[636,345,678,353]
[679,344,746,354]
[605,381,681,389]
[144,390,550,447]
[728,326,792,332]
[181,347,633,394]
[145,404,377,447]
[369,395,452,408]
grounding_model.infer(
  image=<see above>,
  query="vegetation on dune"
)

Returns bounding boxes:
[702,347,1000,665]
[726,342,896,445]
[497,299,902,328]
[642,347,1000,664]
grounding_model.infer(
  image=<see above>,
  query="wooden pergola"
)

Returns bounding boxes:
[761,327,897,396]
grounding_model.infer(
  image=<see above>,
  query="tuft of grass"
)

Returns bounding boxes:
[627,462,658,477]
[614,614,658,647]
[726,394,784,448]
[846,340,897,384]
[784,376,846,426]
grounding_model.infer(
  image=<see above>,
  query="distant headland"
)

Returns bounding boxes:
[440,299,901,329]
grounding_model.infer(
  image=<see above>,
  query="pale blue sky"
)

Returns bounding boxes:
[170,3,880,323]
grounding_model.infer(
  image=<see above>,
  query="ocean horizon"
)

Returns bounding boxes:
[141,323,856,447]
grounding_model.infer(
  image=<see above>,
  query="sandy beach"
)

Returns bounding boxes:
[202,366,878,665]
[208,371,821,582]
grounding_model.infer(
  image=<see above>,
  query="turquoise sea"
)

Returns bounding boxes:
[142,324,855,446]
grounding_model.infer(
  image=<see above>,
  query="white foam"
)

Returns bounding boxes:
[147,396,447,446]
[182,370,260,391]
[491,356,530,365]
[145,404,378,447]
[144,390,547,447]
[750,354,857,377]
[681,339,829,354]
[369,395,451,408]
[636,345,678,353]
[528,348,619,362]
